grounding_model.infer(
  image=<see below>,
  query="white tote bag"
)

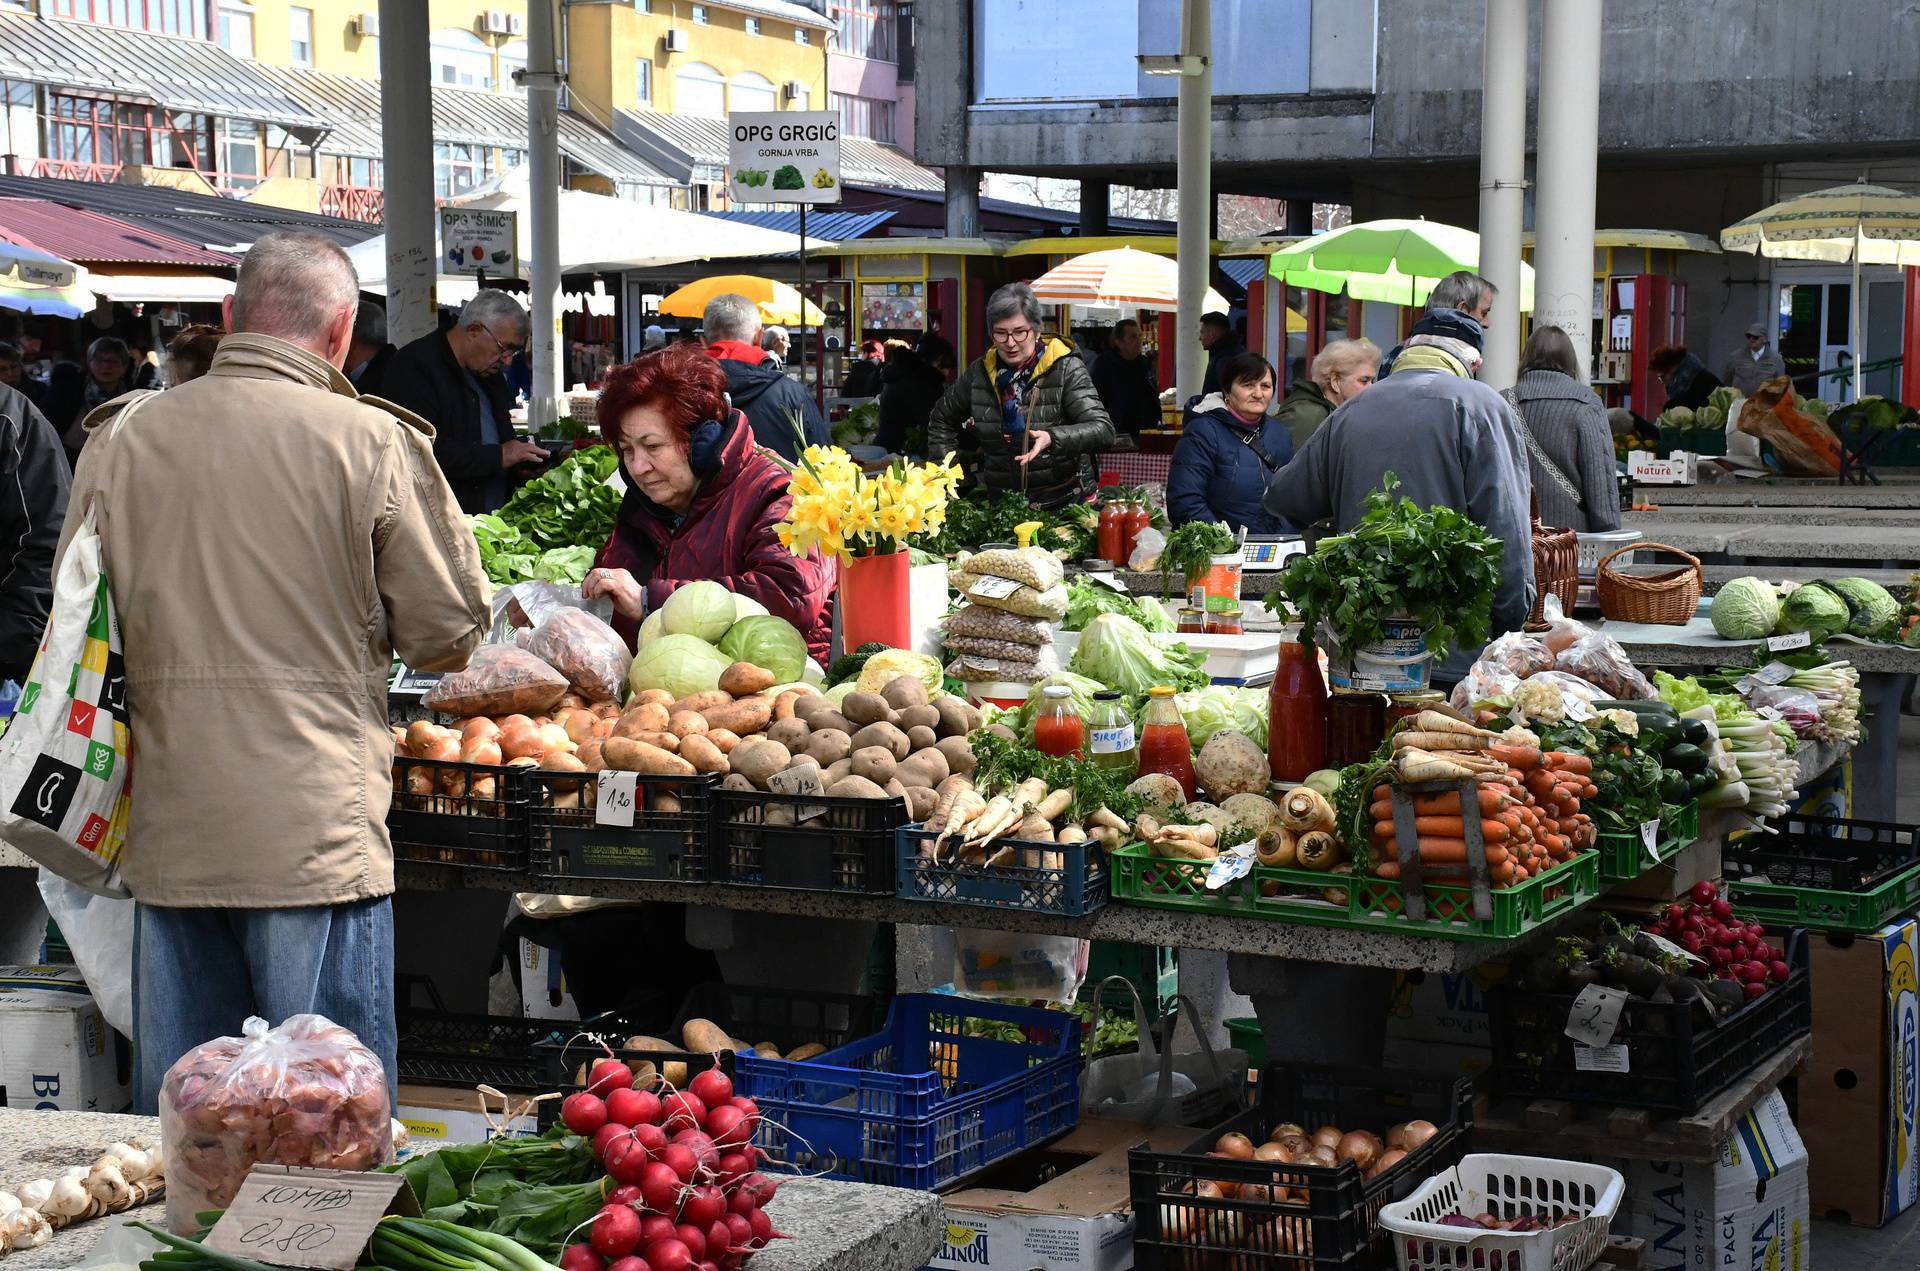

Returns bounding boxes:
[1080,977,1248,1126]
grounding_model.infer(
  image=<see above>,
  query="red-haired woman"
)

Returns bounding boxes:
[581,342,833,661]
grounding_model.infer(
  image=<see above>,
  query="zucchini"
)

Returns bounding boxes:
[1679,718,1712,747]
[1659,772,1692,804]
[1664,742,1710,774]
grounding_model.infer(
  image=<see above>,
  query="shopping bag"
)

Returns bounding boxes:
[36,871,134,1035]
[1079,977,1247,1125]
[0,394,149,897]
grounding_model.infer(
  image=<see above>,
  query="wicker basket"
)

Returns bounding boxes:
[1596,541,1703,625]
[1526,494,1579,631]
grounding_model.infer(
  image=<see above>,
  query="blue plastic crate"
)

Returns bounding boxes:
[735,993,1081,1190]
[895,825,1111,916]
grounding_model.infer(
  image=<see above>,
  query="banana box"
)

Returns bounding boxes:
[0,965,130,1113]
[1801,920,1920,1226]
[395,1083,539,1143]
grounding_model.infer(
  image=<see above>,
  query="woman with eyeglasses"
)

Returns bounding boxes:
[927,282,1114,509]
[1167,351,1295,534]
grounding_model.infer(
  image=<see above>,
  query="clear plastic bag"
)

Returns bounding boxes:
[952,929,1089,1005]
[1745,684,1823,737]
[1477,630,1557,678]
[526,608,631,703]
[491,580,616,639]
[159,1015,391,1235]
[423,644,569,717]
[1450,661,1523,711]
[1129,527,1167,573]
[1536,593,1590,656]
[1555,630,1657,700]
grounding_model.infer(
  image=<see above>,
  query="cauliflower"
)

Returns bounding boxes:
[1600,709,1642,737]
[1500,725,1541,749]
[1510,678,1567,726]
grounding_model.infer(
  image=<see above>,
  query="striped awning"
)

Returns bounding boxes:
[1030,246,1227,312]
[1721,182,1920,264]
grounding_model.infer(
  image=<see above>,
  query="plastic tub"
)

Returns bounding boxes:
[1379,1153,1624,1271]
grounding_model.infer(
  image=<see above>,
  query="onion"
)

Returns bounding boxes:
[1277,1133,1311,1156]
[1269,1122,1307,1143]
[1253,1142,1293,1164]
[1371,1148,1407,1178]
[1399,1119,1439,1149]
[1336,1132,1378,1171]
[1215,1132,1255,1159]
[1311,1126,1343,1152]
[1193,1180,1223,1201]
[1306,1146,1337,1168]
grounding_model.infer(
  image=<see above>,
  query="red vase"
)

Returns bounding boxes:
[838,550,912,651]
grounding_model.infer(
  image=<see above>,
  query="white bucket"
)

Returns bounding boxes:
[1324,618,1434,693]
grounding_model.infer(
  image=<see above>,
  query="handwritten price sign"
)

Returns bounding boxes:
[208,1166,417,1270]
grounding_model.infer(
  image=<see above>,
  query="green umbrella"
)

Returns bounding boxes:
[1267,218,1535,311]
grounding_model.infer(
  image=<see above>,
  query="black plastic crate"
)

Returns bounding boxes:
[712,787,903,893]
[395,1004,564,1091]
[387,756,531,871]
[1129,1063,1473,1270]
[671,982,879,1058]
[897,825,1111,916]
[1487,929,1811,1114]
[1726,815,1920,892]
[534,1025,737,1130]
[534,771,714,881]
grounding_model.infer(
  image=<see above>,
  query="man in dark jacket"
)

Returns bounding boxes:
[876,334,953,456]
[0,383,69,685]
[702,293,828,462]
[929,282,1114,510]
[1198,311,1244,396]
[381,291,547,513]
[346,300,396,398]
[1091,318,1160,437]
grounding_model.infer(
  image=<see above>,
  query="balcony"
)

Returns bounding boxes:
[320,183,384,223]
[16,157,122,182]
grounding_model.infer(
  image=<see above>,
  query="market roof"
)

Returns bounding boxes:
[697,208,897,240]
[813,236,1009,258]
[706,0,835,30]
[1520,228,1724,254]
[253,65,675,191]
[1219,257,1267,289]
[0,175,381,251]
[85,271,234,304]
[844,184,1173,234]
[0,199,235,267]
[613,109,942,191]
[0,13,328,136]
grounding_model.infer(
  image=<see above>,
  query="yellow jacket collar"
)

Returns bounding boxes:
[985,337,1073,381]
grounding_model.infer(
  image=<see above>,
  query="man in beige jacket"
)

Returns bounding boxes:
[57,232,490,1112]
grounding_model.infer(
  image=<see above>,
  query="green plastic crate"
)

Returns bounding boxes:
[1348,853,1601,941]
[1081,941,1177,1012]
[1730,864,1920,933]
[1225,1017,1265,1071]
[1595,800,1700,883]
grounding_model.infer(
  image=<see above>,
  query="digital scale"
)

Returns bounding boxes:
[1240,535,1308,571]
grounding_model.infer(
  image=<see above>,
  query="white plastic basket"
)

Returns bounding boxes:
[1575,530,1642,577]
[1378,1153,1624,1271]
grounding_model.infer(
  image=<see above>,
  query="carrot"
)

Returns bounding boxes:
[1372,816,1511,843]
[1544,752,1593,775]
[1490,744,1543,769]
[1369,788,1510,818]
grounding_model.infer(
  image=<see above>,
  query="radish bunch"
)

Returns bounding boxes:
[557,1061,786,1271]
[1648,881,1792,1002]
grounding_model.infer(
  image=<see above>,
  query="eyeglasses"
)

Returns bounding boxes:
[477,324,525,361]
[991,324,1034,342]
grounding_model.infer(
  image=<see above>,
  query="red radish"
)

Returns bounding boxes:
[607,1088,656,1128]
[632,1122,670,1156]
[1743,980,1768,1001]
[591,1204,642,1258]
[715,1152,752,1187]
[639,1215,676,1245]
[727,1188,756,1219]
[660,1143,699,1184]
[706,1222,732,1259]
[689,1068,734,1107]
[705,1104,748,1149]
[607,1258,651,1271]
[563,1092,610,1136]
[746,1205,773,1247]
[588,1058,635,1099]
[1690,881,1717,904]
[729,1096,760,1127]
[737,1173,780,1208]
[678,1184,726,1230]
[592,1123,629,1161]
[560,1245,605,1271]
[608,1184,643,1209]
[662,1092,708,1133]
[672,1132,719,1175]
[675,1225,707,1261]
[638,1161,683,1215]
[641,1240,692,1271]
[1770,960,1791,982]
[722,1213,751,1249]
[604,1136,653,1186]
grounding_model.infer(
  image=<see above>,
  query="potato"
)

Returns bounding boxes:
[897,704,941,734]
[766,804,795,826]
[631,730,680,753]
[784,1043,827,1062]
[730,738,792,789]
[773,690,803,723]
[850,721,910,761]
[753,1043,782,1059]
[786,753,820,772]
[902,786,938,821]
[602,736,694,776]
[881,676,929,711]
[936,735,976,777]
[671,690,735,716]
[682,1018,736,1054]
[767,717,812,750]
[802,728,853,765]
[576,739,606,771]
[706,728,743,754]
[841,691,893,727]
[896,748,950,791]
[704,697,774,737]
[828,774,889,799]
[652,789,681,814]
[810,710,856,736]
[633,689,674,709]
[720,773,755,792]
[667,710,708,738]
[719,662,777,696]
[850,745,897,785]
[823,757,853,785]
[614,701,671,738]
[792,694,837,725]
[933,695,981,738]
[986,722,1018,742]
[679,734,730,775]
[906,724,939,753]
[884,778,910,803]
[619,1035,684,1090]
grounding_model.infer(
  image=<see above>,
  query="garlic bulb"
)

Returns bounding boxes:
[5,1208,52,1248]
[0,1192,18,1216]
[118,1148,153,1182]
[86,1162,130,1208]
[60,1165,89,1181]
[106,1142,138,1162]
[45,1175,89,1218]
[16,1178,52,1210]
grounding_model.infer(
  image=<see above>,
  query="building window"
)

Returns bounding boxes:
[730,71,777,114]
[830,2,896,61]
[692,5,708,23]
[433,142,485,198]
[790,86,808,110]
[51,0,204,32]
[289,7,314,65]
[832,92,894,142]
[634,58,652,103]
[221,119,261,187]
[48,92,216,173]
[673,61,726,119]
[793,26,807,43]
[744,17,760,35]
[500,39,528,94]
[216,2,253,57]
[633,0,648,10]
[431,27,493,90]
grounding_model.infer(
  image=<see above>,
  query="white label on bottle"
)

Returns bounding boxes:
[1641,818,1663,861]
[1564,983,1629,1047]
[966,574,1023,600]
[1767,631,1812,652]
[1089,723,1137,755]
[1087,572,1128,593]
[1573,1043,1631,1074]
[1206,842,1257,890]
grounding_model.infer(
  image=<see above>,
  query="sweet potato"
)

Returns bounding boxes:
[602,736,694,776]
[773,690,804,723]
[671,690,735,717]
[705,728,743,754]
[681,1018,736,1054]
[667,710,709,738]
[615,701,672,738]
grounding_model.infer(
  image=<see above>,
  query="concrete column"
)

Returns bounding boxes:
[526,0,564,427]
[1532,0,1603,379]
[1477,0,1527,387]
[378,0,436,345]
[1079,180,1111,237]
[945,166,981,239]
[1174,0,1211,401]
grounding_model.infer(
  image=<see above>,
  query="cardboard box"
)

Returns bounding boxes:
[0,965,130,1112]
[922,1119,1199,1271]
[1380,967,1495,1076]
[1628,450,1699,485]
[518,938,580,1022]
[1801,921,1920,1226]
[1619,1089,1809,1271]
[396,1083,539,1144]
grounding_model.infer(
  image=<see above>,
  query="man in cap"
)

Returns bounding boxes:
[1723,321,1786,395]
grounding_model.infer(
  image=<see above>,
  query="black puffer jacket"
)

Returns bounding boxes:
[876,348,947,455]
[0,384,69,681]
[928,339,1114,509]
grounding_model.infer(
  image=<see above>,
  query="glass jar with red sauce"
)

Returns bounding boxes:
[1034,684,1085,758]
[1326,688,1388,768]
[1206,607,1244,636]
[1177,607,1207,634]
[1123,499,1150,563]
[1268,634,1327,782]
[1137,685,1198,801]
[1096,496,1125,567]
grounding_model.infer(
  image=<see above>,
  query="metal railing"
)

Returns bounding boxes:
[319,183,385,223]
[16,157,122,182]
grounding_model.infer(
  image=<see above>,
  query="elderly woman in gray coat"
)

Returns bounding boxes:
[1504,325,1622,532]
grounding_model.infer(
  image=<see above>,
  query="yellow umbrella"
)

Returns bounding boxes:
[658,274,825,326]
[1029,247,1229,312]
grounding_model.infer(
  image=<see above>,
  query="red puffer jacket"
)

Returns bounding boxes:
[597,411,834,663]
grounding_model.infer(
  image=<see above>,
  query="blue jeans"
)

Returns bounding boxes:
[131,897,395,1115]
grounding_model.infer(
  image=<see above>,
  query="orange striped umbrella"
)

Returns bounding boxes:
[1029,247,1229,312]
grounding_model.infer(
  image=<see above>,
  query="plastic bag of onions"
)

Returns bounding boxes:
[159,1014,391,1234]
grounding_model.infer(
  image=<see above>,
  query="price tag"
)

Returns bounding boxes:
[1640,818,1663,862]
[1573,1043,1631,1074]
[1563,983,1629,1047]
[1206,841,1257,891]
[595,771,637,827]
[1754,660,1797,685]
[768,765,829,822]
[966,574,1024,600]
[207,1166,418,1270]
[1766,631,1812,652]
[1086,572,1129,593]
[1564,695,1596,723]
[1641,930,1704,965]
[388,666,444,697]
[1755,705,1784,722]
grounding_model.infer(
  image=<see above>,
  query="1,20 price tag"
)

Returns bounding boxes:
[1766,631,1812,653]
[1563,983,1629,1048]
[595,771,637,827]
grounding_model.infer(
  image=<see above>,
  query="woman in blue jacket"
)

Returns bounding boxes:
[1167,351,1292,532]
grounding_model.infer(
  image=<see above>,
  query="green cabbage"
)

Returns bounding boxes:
[1804,397,1831,421]
[1174,686,1269,750]
[1707,386,1740,416]
[1710,576,1781,640]
[1777,584,1849,644]
[1824,577,1901,639]
[1656,406,1696,430]
[717,615,808,683]
[660,581,737,644]
[1069,613,1210,696]
[732,593,770,622]
[626,632,731,700]
[637,608,665,647]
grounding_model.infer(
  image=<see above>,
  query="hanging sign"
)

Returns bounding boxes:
[440,208,518,277]
[728,111,841,205]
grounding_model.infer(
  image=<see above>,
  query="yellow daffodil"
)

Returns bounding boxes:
[775,444,959,561]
